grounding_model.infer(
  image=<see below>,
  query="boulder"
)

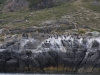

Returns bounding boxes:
[92,40,99,48]
[86,31,100,37]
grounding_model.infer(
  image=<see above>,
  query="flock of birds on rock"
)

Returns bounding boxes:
[18,33,100,53]
[41,33,100,52]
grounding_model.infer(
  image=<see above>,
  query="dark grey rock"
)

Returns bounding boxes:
[6,59,18,71]
[0,32,100,73]
[22,33,28,39]
[92,40,99,48]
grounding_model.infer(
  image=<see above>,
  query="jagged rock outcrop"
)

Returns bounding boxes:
[0,32,100,73]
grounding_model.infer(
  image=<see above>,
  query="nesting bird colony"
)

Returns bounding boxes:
[7,33,100,53]
[41,33,100,52]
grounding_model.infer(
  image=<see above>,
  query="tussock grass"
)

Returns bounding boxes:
[0,2,77,28]
[83,1,100,13]
[0,0,100,31]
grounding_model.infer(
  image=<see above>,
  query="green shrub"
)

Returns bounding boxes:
[27,0,41,9]
[27,0,54,10]
[78,28,87,34]
[0,0,6,4]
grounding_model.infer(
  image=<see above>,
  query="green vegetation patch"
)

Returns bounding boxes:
[0,0,6,10]
[0,0,6,4]
[0,2,76,28]
[27,0,42,9]
[83,0,100,13]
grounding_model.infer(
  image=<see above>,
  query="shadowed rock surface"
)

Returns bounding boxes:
[0,32,100,73]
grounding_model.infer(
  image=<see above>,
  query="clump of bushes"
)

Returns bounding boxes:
[0,0,6,4]
[27,0,54,10]
[78,28,87,34]
[27,0,41,9]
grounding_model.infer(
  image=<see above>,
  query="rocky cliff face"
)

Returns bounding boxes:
[2,0,72,12]
[0,31,100,73]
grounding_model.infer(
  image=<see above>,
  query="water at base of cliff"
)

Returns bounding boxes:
[0,74,100,75]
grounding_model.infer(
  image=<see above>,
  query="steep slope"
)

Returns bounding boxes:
[0,0,100,73]
[0,0,100,32]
